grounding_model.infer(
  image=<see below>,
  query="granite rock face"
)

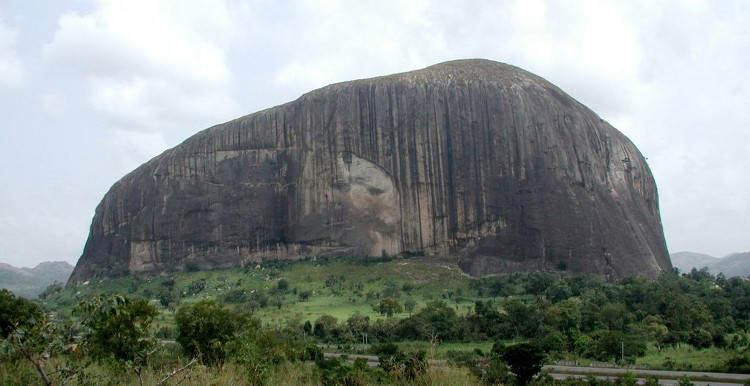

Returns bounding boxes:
[68,59,671,283]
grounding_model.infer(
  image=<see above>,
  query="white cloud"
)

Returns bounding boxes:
[43,0,243,170]
[272,0,450,90]
[2,0,747,268]
[0,17,24,89]
[111,129,169,171]
[41,93,66,118]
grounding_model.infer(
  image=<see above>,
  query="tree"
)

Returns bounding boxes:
[313,314,339,343]
[75,294,159,386]
[598,302,631,331]
[0,289,43,338]
[377,297,403,317]
[402,300,461,341]
[499,342,546,386]
[404,298,417,315]
[1,300,79,386]
[175,299,250,366]
[347,313,370,344]
[587,330,647,362]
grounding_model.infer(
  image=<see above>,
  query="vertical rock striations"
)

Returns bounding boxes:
[68,59,671,283]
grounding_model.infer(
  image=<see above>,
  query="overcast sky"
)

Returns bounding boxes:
[1,0,748,268]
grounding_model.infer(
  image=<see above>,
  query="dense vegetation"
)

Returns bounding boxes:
[3,256,750,385]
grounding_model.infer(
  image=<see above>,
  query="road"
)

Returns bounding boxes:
[323,353,750,384]
[544,365,750,385]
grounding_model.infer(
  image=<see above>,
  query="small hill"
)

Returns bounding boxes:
[711,252,750,278]
[0,261,74,298]
[670,251,750,278]
[670,251,718,274]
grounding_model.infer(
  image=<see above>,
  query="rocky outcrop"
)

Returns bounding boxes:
[68,59,671,284]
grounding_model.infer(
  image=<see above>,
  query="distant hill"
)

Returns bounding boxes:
[0,261,73,298]
[670,252,718,273]
[670,251,750,278]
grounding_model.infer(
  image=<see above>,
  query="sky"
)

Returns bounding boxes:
[0,0,748,268]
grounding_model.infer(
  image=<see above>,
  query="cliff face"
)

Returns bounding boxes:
[69,59,671,283]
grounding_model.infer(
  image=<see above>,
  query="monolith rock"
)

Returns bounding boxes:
[68,59,671,284]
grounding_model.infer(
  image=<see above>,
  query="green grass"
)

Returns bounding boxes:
[36,256,750,375]
[43,256,478,328]
[636,344,736,372]
[395,340,496,358]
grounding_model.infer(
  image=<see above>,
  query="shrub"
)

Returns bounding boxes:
[498,342,546,386]
[74,294,159,385]
[175,300,253,366]
[277,278,289,292]
[0,289,44,338]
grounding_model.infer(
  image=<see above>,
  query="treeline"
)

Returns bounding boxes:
[302,268,750,363]
[4,266,750,385]
[0,289,437,385]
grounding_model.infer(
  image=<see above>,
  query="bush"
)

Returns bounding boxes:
[724,354,750,373]
[74,294,158,365]
[689,328,713,349]
[498,342,546,386]
[38,282,64,300]
[277,278,289,292]
[0,289,44,338]
[175,300,253,366]
[445,350,482,377]
[371,343,427,381]
[298,290,312,302]
[586,330,646,363]
[313,315,340,343]
[228,328,310,385]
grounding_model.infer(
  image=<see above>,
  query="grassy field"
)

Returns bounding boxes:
[38,256,750,374]
[47,256,480,328]
[635,344,738,372]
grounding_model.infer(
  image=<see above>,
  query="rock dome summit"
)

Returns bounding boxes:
[68,59,671,284]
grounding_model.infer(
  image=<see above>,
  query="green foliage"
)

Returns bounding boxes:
[298,289,312,302]
[482,355,514,385]
[587,330,647,363]
[616,371,639,386]
[1,312,80,386]
[185,279,207,295]
[277,278,289,292]
[397,300,461,341]
[376,297,402,317]
[498,342,546,386]
[175,299,252,366]
[0,289,44,338]
[724,353,750,373]
[315,356,387,386]
[313,314,340,343]
[74,294,158,385]
[404,298,417,314]
[23,255,750,376]
[227,328,312,385]
[371,343,428,381]
[37,282,64,300]
[677,375,695,386]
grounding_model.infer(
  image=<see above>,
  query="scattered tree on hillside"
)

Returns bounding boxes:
[377,297,403,317]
